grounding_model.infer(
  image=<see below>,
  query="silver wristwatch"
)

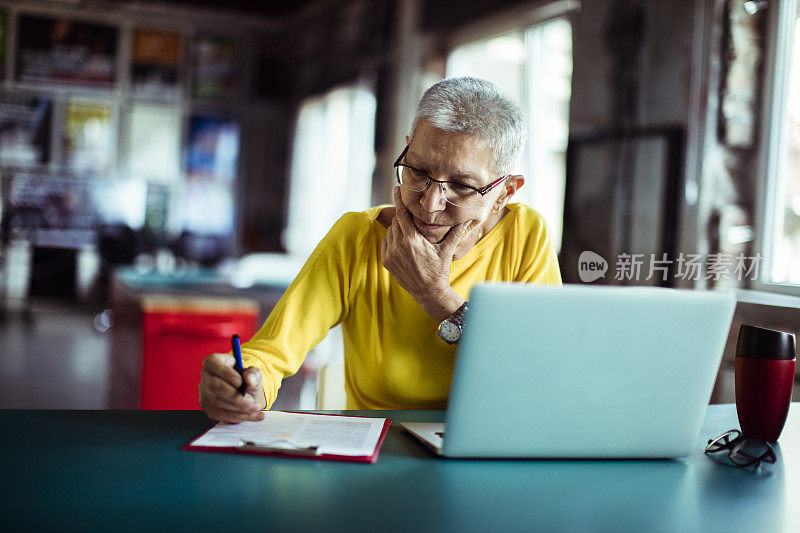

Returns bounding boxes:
[438,302,469,344]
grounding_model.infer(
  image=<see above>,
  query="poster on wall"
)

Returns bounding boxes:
[0,94,53,167]
[191,35,241,100]
[185,114,240,184]
[5,172,100,248]
[131,28,182,97]
[16,15,118,86]
[182,113,240,237]
[124,104,181,181]
[61,100,116,175]
[5,172,144,244]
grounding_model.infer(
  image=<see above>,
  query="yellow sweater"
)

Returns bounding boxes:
[240,203,562,409]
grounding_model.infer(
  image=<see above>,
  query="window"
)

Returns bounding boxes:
[284,84,376,256]
[447,17,573,250]
[761,0,800,290]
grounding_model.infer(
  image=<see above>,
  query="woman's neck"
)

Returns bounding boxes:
[452,207,507,260]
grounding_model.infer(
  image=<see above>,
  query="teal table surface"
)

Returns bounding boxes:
[2,404,799,532]
[115,267,291,295]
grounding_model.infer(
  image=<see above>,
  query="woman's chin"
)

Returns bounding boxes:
[418,225,450,243]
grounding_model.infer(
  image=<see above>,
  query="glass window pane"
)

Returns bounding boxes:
[284,85,376,255]
[524,18,572,251]
[771,4,800,284]
[447,32,526,109]
[447,19,573,250]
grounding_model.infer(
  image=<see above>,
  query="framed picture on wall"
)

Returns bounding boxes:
[185,114,240,184]
[4,172,144,245]
[5,171,100,237]
[15,15,118,87]
[190,35,241,100]
[123,103,181,182]
[61,100,116,175]
[182,113,240,237]
[560,128,685,286]
[131,28,182,97]
[0,93,53,167]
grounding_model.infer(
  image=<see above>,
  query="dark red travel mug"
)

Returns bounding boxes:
[735,325,796,442]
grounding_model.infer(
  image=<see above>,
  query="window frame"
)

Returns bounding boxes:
[444,0,579,49]
[753,0,800,296]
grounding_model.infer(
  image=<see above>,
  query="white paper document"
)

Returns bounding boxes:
[189,411,388,457]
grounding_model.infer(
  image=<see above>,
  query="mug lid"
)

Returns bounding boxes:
[736,324,796,360]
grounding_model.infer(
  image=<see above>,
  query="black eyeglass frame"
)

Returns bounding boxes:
[705,429,776,468]
[393,145,510,197]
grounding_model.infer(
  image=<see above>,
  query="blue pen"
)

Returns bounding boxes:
[231,334,246,395]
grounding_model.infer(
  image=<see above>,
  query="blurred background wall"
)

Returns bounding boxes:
[0,0,798,409]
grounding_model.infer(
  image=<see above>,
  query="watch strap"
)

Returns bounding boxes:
[447,301,469,328]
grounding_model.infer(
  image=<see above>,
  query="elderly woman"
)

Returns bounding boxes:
[200,77,562,422]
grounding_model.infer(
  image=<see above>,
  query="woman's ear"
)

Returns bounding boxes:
[498,175,524,205]
[492,176,524,214]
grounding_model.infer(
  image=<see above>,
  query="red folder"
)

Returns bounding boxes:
[182,413,393,464]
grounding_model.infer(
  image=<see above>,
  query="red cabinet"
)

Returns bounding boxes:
[140,298,259,409]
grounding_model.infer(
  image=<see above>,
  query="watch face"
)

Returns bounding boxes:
[439,321,461,343]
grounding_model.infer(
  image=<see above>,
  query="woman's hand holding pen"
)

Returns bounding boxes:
[199,353,266,423]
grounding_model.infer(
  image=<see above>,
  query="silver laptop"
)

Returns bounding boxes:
[403,283,736,458]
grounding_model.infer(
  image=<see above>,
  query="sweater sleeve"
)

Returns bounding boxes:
[516,208,563,285]
[239,212,368,408]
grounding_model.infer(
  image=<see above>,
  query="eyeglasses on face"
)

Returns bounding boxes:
[393,145,509,208]
[705,429,776,468]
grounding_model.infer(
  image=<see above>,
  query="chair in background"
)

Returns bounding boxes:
[172,231,229,268]
[316,359,346,410]
[92,223,139,331]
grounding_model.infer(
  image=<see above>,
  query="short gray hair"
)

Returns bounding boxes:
[409,76,527,175]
